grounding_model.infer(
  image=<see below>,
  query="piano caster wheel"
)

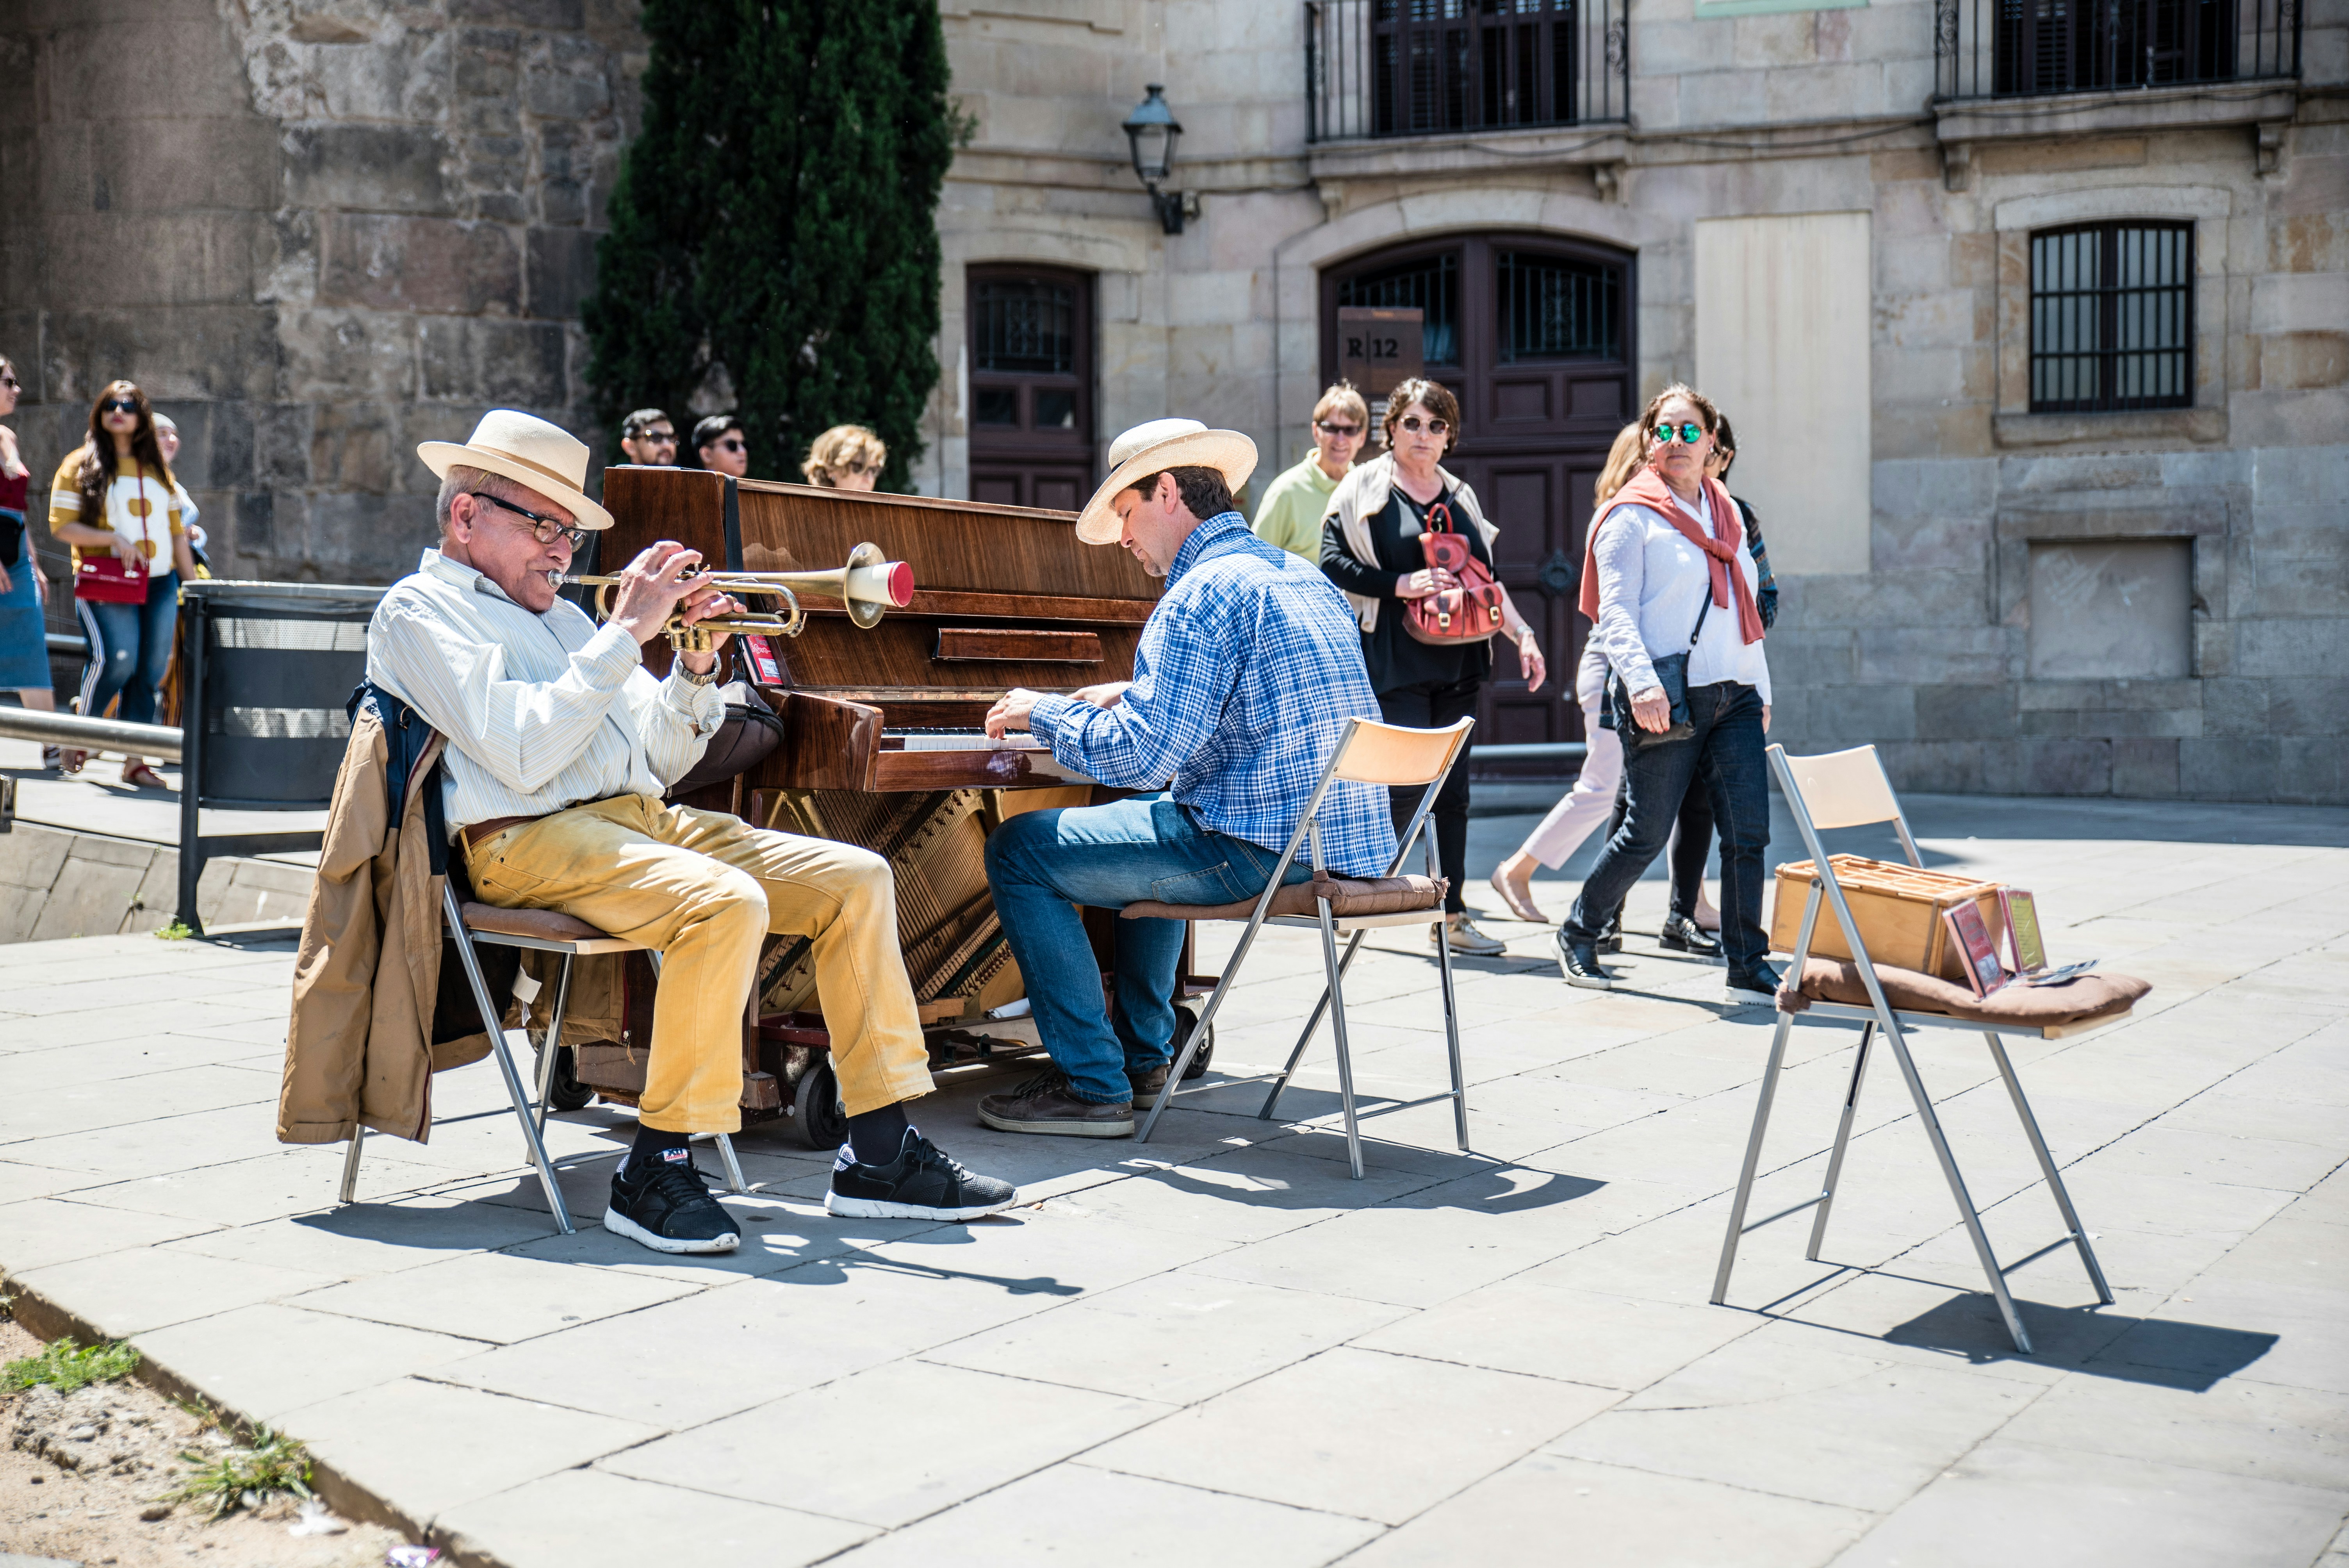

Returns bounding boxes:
[1174,1005,1215,1081]
[537,1045,595,1113]
[795,1059,848,1151]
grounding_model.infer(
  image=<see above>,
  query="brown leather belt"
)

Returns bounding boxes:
[459,814,539,855]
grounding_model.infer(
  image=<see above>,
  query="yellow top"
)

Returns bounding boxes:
[47,449,183,572]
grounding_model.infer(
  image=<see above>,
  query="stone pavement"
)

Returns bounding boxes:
[1,792,2346,1567]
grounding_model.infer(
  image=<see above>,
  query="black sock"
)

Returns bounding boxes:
[627,1123,693,1176]
[845,1103,910,1166]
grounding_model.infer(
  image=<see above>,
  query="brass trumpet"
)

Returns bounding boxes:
[560,542,914,653]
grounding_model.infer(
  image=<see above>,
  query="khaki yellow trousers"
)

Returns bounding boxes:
[463,795,934,1133]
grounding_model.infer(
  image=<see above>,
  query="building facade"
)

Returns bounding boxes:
[929,0,2347,804]
[0,0,2341,803]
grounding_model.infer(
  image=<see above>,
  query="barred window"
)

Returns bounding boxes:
[2030,221,2193,413]
[1336,252,1459,364]
[1497,250,1617,362]
[971,277,1077,376]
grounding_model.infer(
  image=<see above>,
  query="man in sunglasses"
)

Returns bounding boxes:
[618,408,679,466]
[1251,382,1369,562]
[355,410,1019,1254]
[693,413,749,479]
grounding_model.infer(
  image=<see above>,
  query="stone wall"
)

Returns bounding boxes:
[0,0,645,602]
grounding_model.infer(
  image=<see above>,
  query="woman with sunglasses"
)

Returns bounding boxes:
[1555,385,1773,1003]
[46,381,198,790]
[801,424,887,491]
[1251,382,1368,561]
[1321,377,1547,958]
[0,356,61,765]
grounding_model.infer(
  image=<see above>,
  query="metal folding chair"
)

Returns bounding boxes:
[1133,715,1476,1179]
[337,880,748,1235]
[1711,743,2116,1353]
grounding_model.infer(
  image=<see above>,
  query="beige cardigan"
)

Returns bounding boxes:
[1321,450,1502,634]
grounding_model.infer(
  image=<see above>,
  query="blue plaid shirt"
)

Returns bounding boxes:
[1030,512,1399,878]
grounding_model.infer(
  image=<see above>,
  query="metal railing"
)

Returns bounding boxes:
[0,706,182,760]
[1307,0,1629,144]
[1936,0,2301,99]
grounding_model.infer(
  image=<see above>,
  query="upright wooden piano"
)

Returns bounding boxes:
[572,465,1192,1144]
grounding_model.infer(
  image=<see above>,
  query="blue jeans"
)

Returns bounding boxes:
[1566,681,1771,970]
[984,795,1312,1105]
[76,572,179,726]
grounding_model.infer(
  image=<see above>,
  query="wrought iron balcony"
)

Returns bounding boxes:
[1306,0,1629,144]
[1936,0,2300,99]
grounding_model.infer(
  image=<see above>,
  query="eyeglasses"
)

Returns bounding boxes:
[713,437,746,453]
[1315,421,1362,438]
[1651,422,1706,445]
[636,430,677,445]
[467,492,589,551]
[1395,415,1449,435]
[0,376,20,390]
[101,398,138,415]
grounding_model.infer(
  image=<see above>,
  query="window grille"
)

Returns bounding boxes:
[1497,251,1618,362]
[2029,221,2193,413]
[1336,253,1460,365]
[972,278,1076,376]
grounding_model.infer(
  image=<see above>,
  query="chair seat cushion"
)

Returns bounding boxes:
[1120,874,1446,923]
[461,902,617,946]
[1779,957,2148,1028]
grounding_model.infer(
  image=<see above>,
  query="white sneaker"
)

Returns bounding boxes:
[1432,914,1506,957]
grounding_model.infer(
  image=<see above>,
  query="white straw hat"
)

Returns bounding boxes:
[417,409,614,530]
[1074,419,1257,545]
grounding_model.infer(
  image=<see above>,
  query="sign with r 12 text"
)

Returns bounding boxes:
[1337,308,1424,396]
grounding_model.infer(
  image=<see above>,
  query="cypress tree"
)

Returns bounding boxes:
[584,0,960,490]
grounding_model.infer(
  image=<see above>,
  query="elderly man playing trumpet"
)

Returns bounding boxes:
[367,411,1016,1254]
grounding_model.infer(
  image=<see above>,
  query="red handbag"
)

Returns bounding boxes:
[72,472,153,604]
[1402,501,1506,646]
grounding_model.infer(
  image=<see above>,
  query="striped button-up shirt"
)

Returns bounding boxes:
[1028,512,1398,878]
[366,548,725,838]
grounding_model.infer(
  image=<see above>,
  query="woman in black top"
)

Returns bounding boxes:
[1320,378,1546,957]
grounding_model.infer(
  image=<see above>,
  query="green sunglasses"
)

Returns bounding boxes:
[1651,422,1707,445]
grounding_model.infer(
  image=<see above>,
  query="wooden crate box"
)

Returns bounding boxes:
[1770,854,2007,982]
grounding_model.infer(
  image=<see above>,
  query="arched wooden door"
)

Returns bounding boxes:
[1321,234,1636,778]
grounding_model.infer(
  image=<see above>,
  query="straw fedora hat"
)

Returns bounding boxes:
[417,409,614,531]
[1074,419,1257,545]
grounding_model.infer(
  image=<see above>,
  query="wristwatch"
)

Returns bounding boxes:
[677,659,719,686]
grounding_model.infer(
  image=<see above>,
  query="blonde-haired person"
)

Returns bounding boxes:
[1251,383,1367,561]
[48,380,199,790]
[1487,421,1646,925]
[1556,383,1772,1002]
[1321,377,1547,958]
[802,425,885,491]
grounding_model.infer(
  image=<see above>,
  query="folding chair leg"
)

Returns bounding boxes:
[1316,898,1365,1180]
[710,1133,748,1195]
[1984,1030,2114,1305]
[533,954,576,1135]
[1806,1021,1877,1262]
[1877,1017,2030,1352]
[445,885,576,1235]
[1712,1009,1797,1304]
[1433,909,1468,1153]
[1259,929,1365,1121]
[339,1126,365,1205]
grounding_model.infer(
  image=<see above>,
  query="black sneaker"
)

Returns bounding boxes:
[977,1068,1134,1138]
[1557,930,1615,990]
[826,1129,1020,1221]
[1725,959,1782,1006]
[1659,913,1723,959]
[603,1148,740,1254]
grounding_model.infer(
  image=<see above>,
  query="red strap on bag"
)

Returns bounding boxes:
[1402,501,1506,647]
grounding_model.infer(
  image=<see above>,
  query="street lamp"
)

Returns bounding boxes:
[1122,84,1188,235]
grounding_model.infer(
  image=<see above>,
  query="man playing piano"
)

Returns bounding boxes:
[368,411,1018,1253]
[980,419,1397,1137]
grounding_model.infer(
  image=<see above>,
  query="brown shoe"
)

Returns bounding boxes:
[1127,1063,1170,1105]
[978,1069,1134,1138]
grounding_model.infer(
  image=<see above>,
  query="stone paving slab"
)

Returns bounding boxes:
[0,792,2344,1565]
